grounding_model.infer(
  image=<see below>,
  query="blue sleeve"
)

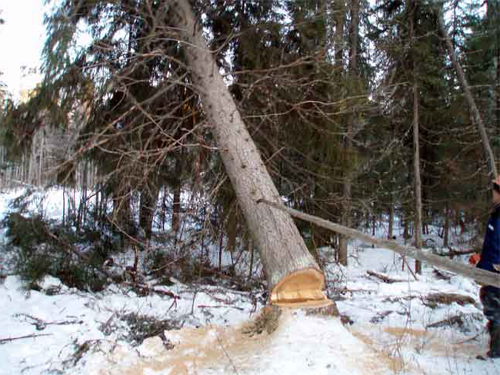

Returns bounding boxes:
[493,217,500,264]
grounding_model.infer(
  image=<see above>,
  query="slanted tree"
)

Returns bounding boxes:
[167,0,331,308]
[437,6,498,178]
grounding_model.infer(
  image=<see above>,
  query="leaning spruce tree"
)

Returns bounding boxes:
[167,0,331,308]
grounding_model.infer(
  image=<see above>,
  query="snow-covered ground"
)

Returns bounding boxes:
[0,189,498,374]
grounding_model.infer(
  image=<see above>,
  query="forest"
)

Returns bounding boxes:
[1,0,500,374]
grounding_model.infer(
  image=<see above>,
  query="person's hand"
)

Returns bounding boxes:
[494,264,500,272]
[469,253,481,266]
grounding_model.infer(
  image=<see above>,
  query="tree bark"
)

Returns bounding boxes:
[443,202,450,247]
[339,0,359,267]
[139,181,160,239]
[168,0,331,308]
[437,9,498,178]
[171,153,183,234]
[388,205,394,239]
[258,199,500,288]
[411,3,423,274]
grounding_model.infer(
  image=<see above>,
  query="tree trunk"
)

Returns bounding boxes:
[413,95,423,274]
[410,2,423,275]
[168,0,331,308]
[172,183,181,233]
[112,185,132,248]
[443,202,450,247]
[333,0,346,71]
[437,9,498,178]
[259,199,500,289]
[339,0,359,267]
[388,205,394,239]
[139,181,160,239]
[172,154,182,234]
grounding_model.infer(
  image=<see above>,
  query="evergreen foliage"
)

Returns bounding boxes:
[1,192,120,291]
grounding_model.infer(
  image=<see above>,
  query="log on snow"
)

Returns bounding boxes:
[258,199,500,289]
[168,0,331,309]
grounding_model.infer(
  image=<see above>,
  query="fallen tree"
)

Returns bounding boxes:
[167,0,331,308]
[258,199,500,288]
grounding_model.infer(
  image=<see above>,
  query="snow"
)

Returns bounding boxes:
[1,189,499,374]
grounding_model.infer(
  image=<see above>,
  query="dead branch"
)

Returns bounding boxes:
[0,333,52,345]
[424,293,476,307]
[14,313,83,331]
[122,282,180,299]
[427,315,464,329]
[438,248,477,258]
[426,313,483,329]
[370,310,394,324]
[433,268,453,281]
[197,305,245,311]
[366,270,405,284]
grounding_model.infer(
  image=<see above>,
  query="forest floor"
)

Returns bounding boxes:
[1,189,499,375]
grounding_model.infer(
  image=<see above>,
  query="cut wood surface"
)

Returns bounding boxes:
[258,199,500,288]
[168,0,331,309]
[271,268,332,308]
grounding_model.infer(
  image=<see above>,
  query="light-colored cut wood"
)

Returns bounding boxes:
[270,268,332,308]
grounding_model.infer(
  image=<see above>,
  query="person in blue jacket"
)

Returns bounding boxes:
[477,176,500,358]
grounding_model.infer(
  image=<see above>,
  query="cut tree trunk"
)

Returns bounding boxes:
[168,0,331,308]
[437,9,498,178]
[258,199,500,288]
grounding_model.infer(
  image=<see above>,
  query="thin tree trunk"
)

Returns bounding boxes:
[248,239,255,282]
[259,199,500,289]
[412,86,423,274]
[333,0,346,71]
[160,187,167,231]
[437,9,498,177]
[218,230,224,271]
[39,130,44,186]
[443,202,450,247]
[172,155,182,234]
[139,181,160,239]
[339,0,359,267]
[411,2,423,275]
[168,0,331,308]
[172,182,181,233]
[388,205,394,239]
